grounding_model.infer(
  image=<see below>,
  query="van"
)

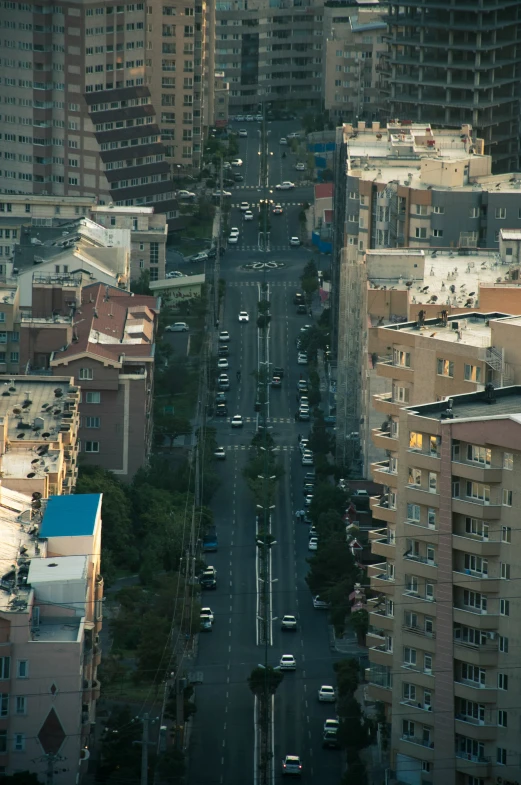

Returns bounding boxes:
[202,528,218,552]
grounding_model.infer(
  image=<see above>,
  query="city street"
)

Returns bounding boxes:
[187,122,342,785]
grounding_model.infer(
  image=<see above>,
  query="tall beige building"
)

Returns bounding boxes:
[0,0,217,217]
[367,384,521,785]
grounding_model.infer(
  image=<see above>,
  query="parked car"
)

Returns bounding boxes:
[290,236,301,247]
[189,251,209,263]
[177,190,196,199]
[219,331,230,342]
[275,181,295,190]
[279,138,288,145]
[238,129,248,137]
[313,596,331,610]
[295,163,306,171]
[215,404,228,417]
[165,322,189,332]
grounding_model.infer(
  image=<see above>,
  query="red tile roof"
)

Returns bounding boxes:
[324,210,333,224]
[51,283,159,365]
[314,183,334,200]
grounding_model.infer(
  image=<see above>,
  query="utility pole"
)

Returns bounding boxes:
[140,713,150,785]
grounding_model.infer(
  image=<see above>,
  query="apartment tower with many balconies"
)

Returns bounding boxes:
[380,1,521,172]
[367,384,521,785]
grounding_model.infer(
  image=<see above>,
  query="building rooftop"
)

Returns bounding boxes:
[0,377,77,446]
[50,283,158,365]
[408,385,521,422]
[151,273,205,289]
[29,554,88,584]
[0,485,40,612]
[90,205,154,215]
[315,183,334,200]
[36,617,83,643]
[381,311,511,347]
[344,122,473,164]
[368,249,508,308]
[40,494,101,539]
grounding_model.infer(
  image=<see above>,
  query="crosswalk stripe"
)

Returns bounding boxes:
[228,281,300,287]
[231,202,302,208]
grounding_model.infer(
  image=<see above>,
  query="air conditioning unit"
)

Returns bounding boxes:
[487,631,497,640]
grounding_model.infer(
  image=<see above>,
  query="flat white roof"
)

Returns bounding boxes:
[151,274,205,289]
[28,555,88,584]
[90,206,154,214]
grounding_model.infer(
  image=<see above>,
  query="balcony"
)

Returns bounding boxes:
[373,392,398,416]
[371,461,398,488]
[406,485,439,508]
[406,449,440,472]
[400,699,434,719]
[451,460,503,484]
[369,610,394,632]
[451,496,502,520]
[367,682,392,704]
[452,534,501,557]
[454,680,497,704]
[402,591,436,615]
[370,496,397,524]
[403,554,437,581]
[368,562,395,595]
[369,643,393,667]
[398,736,435,762]
[371,427,399,451]
[455,752,491,778]
[369,528,396,559]
[402,625,436,651]
[404,520,438,543]
[454,717,497,741]
[453,571,500,594]
[377,359,413,382]
[453,607,499,631]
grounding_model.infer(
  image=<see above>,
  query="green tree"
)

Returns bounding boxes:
[154,414,192,450]
[334,657,360,697]
[340,755,368,785]
[350,609,369,645]
[308,483,348,524]
[154,747,186,785]
[131,269,152,295]
[309,414,333,456]
[134,611,171,683]
[248,665,284,697]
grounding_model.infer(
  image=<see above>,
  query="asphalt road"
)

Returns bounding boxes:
[187,122,341,785]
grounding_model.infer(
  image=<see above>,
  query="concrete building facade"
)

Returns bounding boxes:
[367,385,521,785]
[379,0,521,173]
[0,0,217,214]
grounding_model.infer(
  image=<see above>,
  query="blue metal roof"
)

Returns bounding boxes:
[40,494,101,538]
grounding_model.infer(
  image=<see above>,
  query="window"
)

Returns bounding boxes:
[468,207,479,218]
[0,658,10,680]
[79,368,93,381]
[405,575,418,594]
[10,352,18,364]
[461,663,485,685]
[433,206,444,214]
[427,508,436,529]
[409,431,422,451]
[415,204,428,216]
[464,364,482,382]
[464,554,487,576]
[85,441,100,453]
[499,635,509,653]
[403,647,417,667]
[415,227,427,239]
[463,590,486,612]
[437,358,454,377]
[392,385,409,403]
[0,695,8,717]
[498,710,507,728]
[501,526,511,543]
[408,468,421,486]
[15,696,26,715]
[406,504,420,522]
[498,672,508,690]
[402,683,416,702]
[13,734,25,752]
[500,562,510,580]
[466,482,490,503]
[0,731,6,753]
[85,392,100,404]
[467,445,491,466]
[428,472,437,494]
[85,417,100,429]
[393,349,411,368]
[502,489,512,506]
[500,599,510,616]
[496,747,507,765]
[503,452,513,470]
[423,654,432,674]
[402,719,415,738]
[16,661,27,679]
[495,207,506,220]
[432,229,443,238]
[465,517,488,540]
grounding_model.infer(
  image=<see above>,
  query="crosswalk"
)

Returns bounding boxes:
[225,416,295,424]
[234,244,297,251]
[228,281,300,287]
[219,444,297,451]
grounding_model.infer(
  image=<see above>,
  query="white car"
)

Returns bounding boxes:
[301,452,313,466]
[228,233,239,244]
[238,129,248,137]
[166,270,184,279]
[214,447,226,460]
[299,439,310,453]
[308,537,318,551]
[235,115,245,122]
[219,331,230,342]
[165,322,189,332]
[245,114,254,121]
[324,719,339,733]
[244,210,254,221]
[281,615,297,631]
[297,352,308,365]
[231,158,243,167]
[238,311,249,323]
[313,595,330,609]
[217,358,229,370]
[255,114,263,122]
[230,227,240,236]
[201,607,215,623]
[279,138,288,145]
[275,181,295,190]
[190,251,209,263]
[304,494,314,508]
[177,189,196,199]
[280,654,296,671]
[231,415,243,428]
[290,236,301,247]
[282,756,302,776]
[239,202,250,212]
[212,189,232,198]
[287,132,301,139]
[295,163,306,171]
[318,685,336,703]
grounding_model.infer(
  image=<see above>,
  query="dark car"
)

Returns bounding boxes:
[293,292,304,305]
[215,392,227,403]
[324,415,336,427]
[233,172,244,182]
[218,345,229,357]
[322,731,340,750]
[303,483,315,495]
[215,403,228,416]
[200,574,217,589]
[273,366,284,378]
[296,304,307,315]
[304,471,316,482]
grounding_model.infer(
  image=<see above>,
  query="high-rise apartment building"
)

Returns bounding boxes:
[322,1,386,122]
[380,1,521,173]
[215,0,325,114]
[0,1,216,218]
[367,384,521,785]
